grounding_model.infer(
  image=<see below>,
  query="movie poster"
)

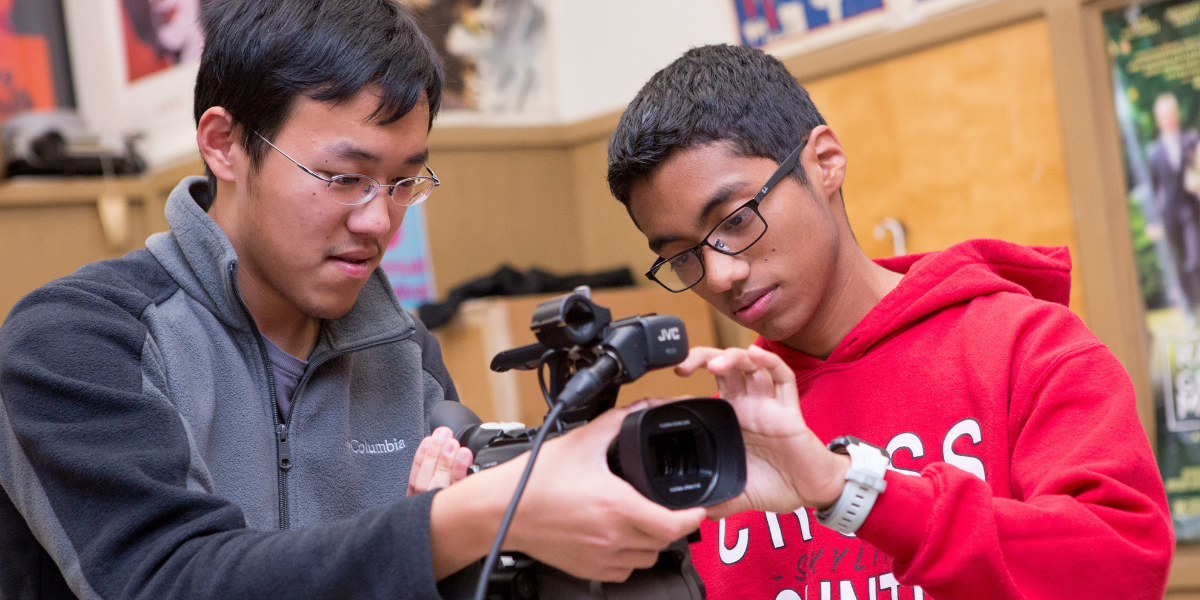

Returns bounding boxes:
[120,0,203,82]
[1104,0,1200,542]
[733,0,885,48]
[0,0,73,122]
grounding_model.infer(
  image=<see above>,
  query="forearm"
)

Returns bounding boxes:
[428,463,514,579]
[857,465,1173,599]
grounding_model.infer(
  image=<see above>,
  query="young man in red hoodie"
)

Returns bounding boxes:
[606,44,1175,599]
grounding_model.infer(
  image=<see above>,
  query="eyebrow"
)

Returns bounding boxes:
[647,180,748,253]
[326,142,430,167]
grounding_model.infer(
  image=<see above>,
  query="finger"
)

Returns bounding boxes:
[674,346,726,377]
[723,348,778,399]
[427,437,461,490]
[704,496,747,520]
[625,500,707,543]
[415,428,451,491]
[408,437,431,491]
[709,350,749,400]
[747,345,798,387]
[450,447,473,484]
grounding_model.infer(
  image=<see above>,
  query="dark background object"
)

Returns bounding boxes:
[417,265,634,329]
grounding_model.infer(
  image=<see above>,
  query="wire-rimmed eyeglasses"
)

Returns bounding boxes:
[254,131,440,206]
[647,135,809,293]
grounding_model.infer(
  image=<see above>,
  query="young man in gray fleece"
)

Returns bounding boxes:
[0,1,704,598]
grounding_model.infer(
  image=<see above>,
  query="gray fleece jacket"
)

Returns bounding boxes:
[0,176,459,599]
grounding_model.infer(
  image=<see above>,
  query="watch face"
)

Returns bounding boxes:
[826,435,861,454]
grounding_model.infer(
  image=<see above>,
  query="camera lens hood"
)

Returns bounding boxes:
[609,398,746,510]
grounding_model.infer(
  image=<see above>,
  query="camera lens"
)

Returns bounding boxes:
[648,431,700,478]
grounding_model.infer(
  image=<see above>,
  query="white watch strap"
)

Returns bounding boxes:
[816,442,890,534]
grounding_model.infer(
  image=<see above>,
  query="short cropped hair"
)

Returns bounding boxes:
[194,0,443,193]
[607,44,825,210]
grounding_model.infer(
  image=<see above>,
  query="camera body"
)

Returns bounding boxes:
[433,287,746,600]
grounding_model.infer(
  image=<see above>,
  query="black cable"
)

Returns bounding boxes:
[536,351,555,410]
[472,398,567,600]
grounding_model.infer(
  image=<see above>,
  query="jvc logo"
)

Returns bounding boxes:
[657,327,681,342]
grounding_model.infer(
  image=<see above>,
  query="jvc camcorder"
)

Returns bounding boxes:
[432,287,747,600]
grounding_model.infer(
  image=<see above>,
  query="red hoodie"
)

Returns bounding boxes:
[689,239,1173,600]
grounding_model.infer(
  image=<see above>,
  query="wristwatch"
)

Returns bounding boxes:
[815,436,890,534]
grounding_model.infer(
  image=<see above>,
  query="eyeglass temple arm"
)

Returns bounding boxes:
[756,136,808,198]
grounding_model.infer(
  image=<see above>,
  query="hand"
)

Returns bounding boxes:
[500,405,707,582]
[408,427,473,496]
[674,345,849,518]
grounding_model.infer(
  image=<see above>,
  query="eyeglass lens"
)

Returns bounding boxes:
[654,204,767,291]
[324,174,435,206]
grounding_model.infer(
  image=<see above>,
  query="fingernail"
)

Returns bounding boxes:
[434,428,449,442]
[628,400,649,411]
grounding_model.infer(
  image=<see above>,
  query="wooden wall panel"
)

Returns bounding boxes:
[569,137,660,276]
[423,147,583,298]
[0,200,156,315]
[803,18,1086,321]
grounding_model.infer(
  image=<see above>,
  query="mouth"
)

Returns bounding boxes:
[732,286,777,324]
[326,248,378,278]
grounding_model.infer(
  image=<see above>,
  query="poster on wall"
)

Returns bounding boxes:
[402,0,553,117]
[1,0,74,123]
[1104,0,1200,542]
[382,203,437,312]
[119,0,204,82]
[733,0,885,48]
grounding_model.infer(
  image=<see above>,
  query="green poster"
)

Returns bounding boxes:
[1104,0,1200,542]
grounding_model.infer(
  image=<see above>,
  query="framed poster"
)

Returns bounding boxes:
[1,0,74,122]
[1103,0,1200,542]
[119,0,203,83]
[62,0,201,166]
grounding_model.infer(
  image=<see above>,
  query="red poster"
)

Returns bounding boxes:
[0,0,54,121]
[121,0,203,83]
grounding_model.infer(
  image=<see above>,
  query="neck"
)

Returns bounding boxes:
[236,260,321,359]
[209,182,321,359]
[780,242,903,360]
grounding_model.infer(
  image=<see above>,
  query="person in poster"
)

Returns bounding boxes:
[1149,92,1200,312]
[122,0,203,82]
[1104,0,1200,542]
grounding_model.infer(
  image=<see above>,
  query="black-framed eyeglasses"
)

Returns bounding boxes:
[254,131,440,206]
[647,135,809,293]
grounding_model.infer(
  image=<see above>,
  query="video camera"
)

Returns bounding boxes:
[432,286,747,600]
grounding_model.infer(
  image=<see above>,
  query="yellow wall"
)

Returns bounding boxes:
[803,19,1082,319]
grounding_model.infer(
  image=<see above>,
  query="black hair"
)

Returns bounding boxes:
[194,0,443,194]
[607,44,825,210]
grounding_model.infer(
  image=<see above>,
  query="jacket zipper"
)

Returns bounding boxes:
[227,262,417,530]
[229,262,291,530]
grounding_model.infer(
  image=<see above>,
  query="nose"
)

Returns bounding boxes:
[701,247,750,293]
[346,191,400,239]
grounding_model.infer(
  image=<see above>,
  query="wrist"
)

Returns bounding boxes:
[428,463,517,579]
[814,436,891,534]
[812,453,851,510]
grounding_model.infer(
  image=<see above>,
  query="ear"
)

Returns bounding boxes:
[196,107,239,182]
[800,125,847,204]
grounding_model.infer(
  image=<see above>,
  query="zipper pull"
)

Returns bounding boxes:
[276,424,292,470]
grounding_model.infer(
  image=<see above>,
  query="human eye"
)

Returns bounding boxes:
[668,251,695,271]
[330,174,364,187]
[719,206,755,232]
